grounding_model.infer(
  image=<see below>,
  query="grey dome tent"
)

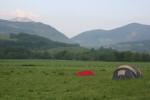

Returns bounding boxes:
[113,65,142,80]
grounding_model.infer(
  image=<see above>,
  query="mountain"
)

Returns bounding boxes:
[0,18,72,43]
[0,33,78,49]
[71,23,150,48]
[71,29,108,48]
[111,39,150,52]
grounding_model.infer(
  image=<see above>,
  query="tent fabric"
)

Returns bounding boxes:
[76,70,95,76]
[113,65,142,80]
[118,65,137,74]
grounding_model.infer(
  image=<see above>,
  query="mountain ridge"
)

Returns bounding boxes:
[0,18,72,43]
[71,23,150,49]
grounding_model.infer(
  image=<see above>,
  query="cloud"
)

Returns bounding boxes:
[0,9,41,20]
[14,9,40,19]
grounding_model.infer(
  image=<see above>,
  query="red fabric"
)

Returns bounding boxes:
[76,70,95,76]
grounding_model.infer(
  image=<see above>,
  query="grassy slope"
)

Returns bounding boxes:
[0,60,150,100]
[0,34,10,40]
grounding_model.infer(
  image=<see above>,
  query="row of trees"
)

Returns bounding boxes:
[52,48,150,62]
[0,47,150,62]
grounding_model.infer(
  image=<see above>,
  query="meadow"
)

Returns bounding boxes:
[0,60,150,100]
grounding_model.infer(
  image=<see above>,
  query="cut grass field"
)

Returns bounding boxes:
[0,60,150,100]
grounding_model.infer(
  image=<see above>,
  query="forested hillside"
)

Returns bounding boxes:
[0,33,77,49]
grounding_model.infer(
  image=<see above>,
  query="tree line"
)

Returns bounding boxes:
[0,47,150,62]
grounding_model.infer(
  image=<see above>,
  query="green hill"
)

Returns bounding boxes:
[0,33,78,50]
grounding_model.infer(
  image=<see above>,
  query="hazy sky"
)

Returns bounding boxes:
[0,0,150,38]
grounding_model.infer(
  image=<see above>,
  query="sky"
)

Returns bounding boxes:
[0,0,150,38]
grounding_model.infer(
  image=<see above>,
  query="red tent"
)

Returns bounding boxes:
[76,70,95,76]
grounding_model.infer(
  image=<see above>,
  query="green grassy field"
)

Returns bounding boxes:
[0,60,150,100]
